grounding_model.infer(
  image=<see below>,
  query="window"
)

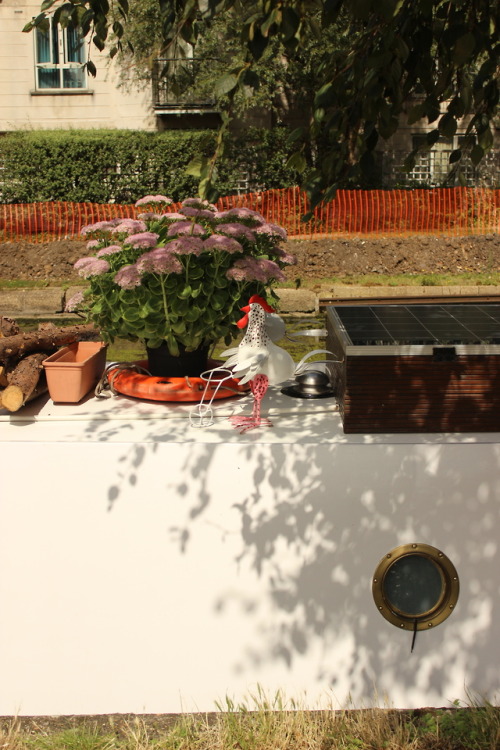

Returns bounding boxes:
[372,543,459,632]
[35,19,86,90]
[409,135,477,186]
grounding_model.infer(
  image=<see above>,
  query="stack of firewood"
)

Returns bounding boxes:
[0,317,101,412]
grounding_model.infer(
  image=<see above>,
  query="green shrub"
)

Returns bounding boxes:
[0,128,301,204]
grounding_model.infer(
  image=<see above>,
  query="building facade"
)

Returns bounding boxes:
[0,0,155,132]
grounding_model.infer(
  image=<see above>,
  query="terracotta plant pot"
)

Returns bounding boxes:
[43,341,107,403]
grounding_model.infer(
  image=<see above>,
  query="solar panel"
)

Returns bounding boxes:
[330,304,500,346]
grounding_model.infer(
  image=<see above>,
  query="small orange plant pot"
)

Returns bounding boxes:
[43,341,107,403]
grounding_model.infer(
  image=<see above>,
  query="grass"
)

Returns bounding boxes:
[0,694,498,750]
[0,279,73,290]
[286,271,500,289]
[3,271,500,292]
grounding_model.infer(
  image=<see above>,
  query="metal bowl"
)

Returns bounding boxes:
[281,369,336,399]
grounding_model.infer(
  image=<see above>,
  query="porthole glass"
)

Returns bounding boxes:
[372,544,459,631]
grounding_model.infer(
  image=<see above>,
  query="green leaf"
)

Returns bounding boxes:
[248,28,268,60]
[261,9,279,37]
[449,149,461,164]
[123,308,141,322]
[286,127,305,144]
[184,306,201,322]
[171,320,187,334]
[93,35,106,52]
[322,0,343,24]
[177,285,192,299]
[185,154,209,177]
[439,112,457,138]
[470,144,484,165]
[314,82,334,108]
[403,151,417,172]
[478,127,493,150]
[112,21,124,38]
[214,73,238,97]
[167,336,180,356]
[146,337,163,349]
[365,127,378,151]
[242,69,260,91]
[426,129,441,146]
[453,32,476,65]
[281,6,300,39]
[285,152,307,173]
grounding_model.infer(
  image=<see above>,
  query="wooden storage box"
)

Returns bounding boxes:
[43,341,107,403]
[326,304,500,433]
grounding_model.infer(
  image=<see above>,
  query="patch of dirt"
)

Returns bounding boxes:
[0,235,498,282]
[289,234,500,279]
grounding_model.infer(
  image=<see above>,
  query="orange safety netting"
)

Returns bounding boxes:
[0,187,498,243]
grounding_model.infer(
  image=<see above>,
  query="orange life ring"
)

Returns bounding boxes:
[108,360,248,403]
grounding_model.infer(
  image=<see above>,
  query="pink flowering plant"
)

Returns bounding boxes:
[71,195,295,355]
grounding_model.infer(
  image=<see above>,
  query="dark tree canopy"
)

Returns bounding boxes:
[26,0,499,209]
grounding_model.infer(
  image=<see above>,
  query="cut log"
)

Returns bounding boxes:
[0,380,48,412]
[0,365,8,387]
[0,317,20,338]
[0,324,100,366]
[1,352,48,412]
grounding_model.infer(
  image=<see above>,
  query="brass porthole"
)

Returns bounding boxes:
[372,544,459,631]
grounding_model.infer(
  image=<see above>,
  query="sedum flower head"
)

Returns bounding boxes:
[255,258,286,282]
[111,219,147,235]
[254,222,288,240]
[136,247,183,274]
[77,258,111,278]
[181,198,217,211]
[80,219,121,236]
[96,244,123,257]
[125,231,160,249]
[167,221,206,237]
[135,194,173,207]
[74,256,97,271]
[161,212,187,221]
[226,257,285,283]
[224,207,265,223]
[203,234,243,254]
[137,211,162,221]
[273,246,297,265]
[114,264,142,289]
[180,206,217,220]
[216,223,256,242]
[226,257,266,282]
[168,236,204,256]
[65,291,84,312]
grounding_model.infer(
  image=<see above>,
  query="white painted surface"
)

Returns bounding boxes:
[0,1,154,131]
[0,390,499,715]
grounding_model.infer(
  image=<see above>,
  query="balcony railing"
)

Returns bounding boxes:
[152,58,217,110]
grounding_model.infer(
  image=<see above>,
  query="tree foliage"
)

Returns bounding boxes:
[25,0,499,209]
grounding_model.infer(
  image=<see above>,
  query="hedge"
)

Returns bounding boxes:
[0,128,301,204]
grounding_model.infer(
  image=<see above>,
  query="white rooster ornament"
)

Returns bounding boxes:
[221,294,296,432]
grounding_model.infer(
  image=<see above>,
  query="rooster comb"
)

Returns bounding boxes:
[247,294,275,312]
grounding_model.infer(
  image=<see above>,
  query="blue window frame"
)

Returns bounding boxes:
[35,19,86,90]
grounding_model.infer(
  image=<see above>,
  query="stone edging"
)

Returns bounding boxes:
[1,285,500,317]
